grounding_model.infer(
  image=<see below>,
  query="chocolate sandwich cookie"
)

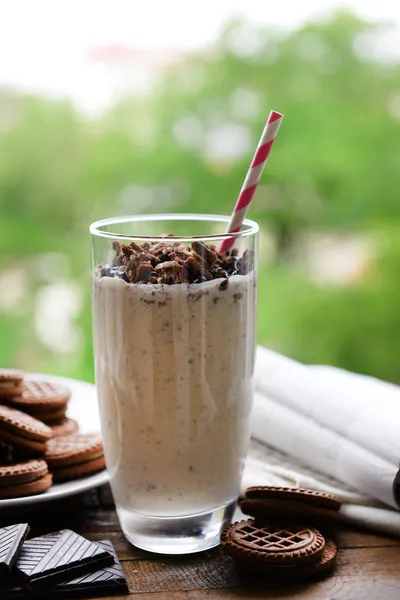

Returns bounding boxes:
[0,370,24,399]
[0,460,52,499]
[50,418,79,438]
[45,434,105,482]
[0,441,14,463]
[261,538,338,579]
[245,486,342,510]
[31,406,68,425]
[221,520,325,569]
[241,486,342,525]
[6,380,70,424]
[0,406,52,454]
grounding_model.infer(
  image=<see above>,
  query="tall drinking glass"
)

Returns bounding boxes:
[90,214,258,554]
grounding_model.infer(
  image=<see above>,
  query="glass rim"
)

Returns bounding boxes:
[89,213,259,242]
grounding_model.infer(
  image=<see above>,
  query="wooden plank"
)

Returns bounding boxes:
[123,553,240,595]
[106,579,400,599]
[118,546,400,597]
[84,526,400,562]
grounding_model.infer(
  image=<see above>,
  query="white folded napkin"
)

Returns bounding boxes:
[245,347,400,537]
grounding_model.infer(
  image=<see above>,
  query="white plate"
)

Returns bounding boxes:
[0,373,109,509]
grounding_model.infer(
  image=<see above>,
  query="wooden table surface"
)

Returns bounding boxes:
[2,484,400,600]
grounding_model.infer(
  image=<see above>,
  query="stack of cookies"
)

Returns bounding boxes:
[221,486,342,580]
[0,369,106,500]
[0,372,77,435]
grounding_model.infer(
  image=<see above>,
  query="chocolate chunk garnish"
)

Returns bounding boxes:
[127,254,156,282]
[98,237,251,284]
[125,259,137,283]
[190,250,208,266]
[219,279,229,291]
[191,241,218,268]
[155,260,186,284]
[127,240,144,254]
[136,262,152,282]
[154,261,181,274]
[147,241,167,256]
[184,256,213,281]
[170,245,191,262]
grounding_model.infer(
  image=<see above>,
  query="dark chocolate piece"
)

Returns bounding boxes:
[41,540,129,598]
[191,241,217,268]
[14,529,113,589]
[0,524,30,577]
[0,585,24,599]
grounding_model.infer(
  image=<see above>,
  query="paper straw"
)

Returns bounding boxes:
[219,110,283,254]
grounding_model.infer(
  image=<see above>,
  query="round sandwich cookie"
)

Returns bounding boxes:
[0,369,24,398]
[0,406,52,453]
[264,538,338,579]
[221,519,325,568]
[45,434,105,481]
[245,486,342,511]
[235,538,338,580]
[6,380,70,422]
[50,417,79,438]
[240,498,341,526]
[0,441,14,463]
[30,405,68,425]
[0,459,52,499]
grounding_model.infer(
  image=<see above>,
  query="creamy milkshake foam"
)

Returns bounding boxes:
[93,272,256,517]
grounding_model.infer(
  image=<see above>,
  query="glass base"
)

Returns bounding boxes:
[116,500,237,555]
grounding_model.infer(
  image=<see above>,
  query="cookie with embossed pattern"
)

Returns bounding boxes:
[6,380,70,424]
[0,460,52,499]
[45,434,105,482]
[50,418,79,438]
[241,486,342,526]
[245,486,341,511]
[0,369,24,398]
[221,519,325,568]
[0,406,52,454]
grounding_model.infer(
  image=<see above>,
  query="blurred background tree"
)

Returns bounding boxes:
[1,11,400,382]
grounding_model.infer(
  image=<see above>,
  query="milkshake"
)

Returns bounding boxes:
[91,215,258,553]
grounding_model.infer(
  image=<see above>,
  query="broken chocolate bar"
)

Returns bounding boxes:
[40,540,129,598]
[13,529,113,589]
[0,524,30,578]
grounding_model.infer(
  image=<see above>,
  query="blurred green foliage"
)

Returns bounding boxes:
[1,11,400,382]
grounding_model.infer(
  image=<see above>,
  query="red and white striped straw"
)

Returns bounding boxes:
[219,110,284,254]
